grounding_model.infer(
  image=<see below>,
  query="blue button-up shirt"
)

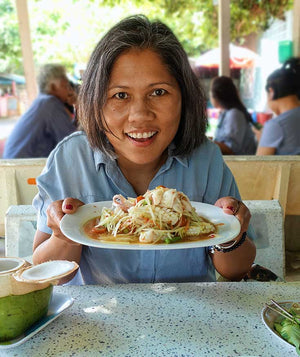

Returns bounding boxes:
[214,108,257,155]
[259,106,300,155]
[33,132,242,284]
[3,94,77,158]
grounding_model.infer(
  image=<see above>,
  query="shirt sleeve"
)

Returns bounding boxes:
[32,139,73,235]
[203,145,256,241]
[32,152,58,235]
[202,143,241,203]
[259,119,283,149]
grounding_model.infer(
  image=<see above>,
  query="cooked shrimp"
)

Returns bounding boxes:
[112,194,134,212]
[139,229,159,243]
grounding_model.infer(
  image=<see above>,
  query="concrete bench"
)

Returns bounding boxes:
[4,200,285,280]
[5,205,37,259]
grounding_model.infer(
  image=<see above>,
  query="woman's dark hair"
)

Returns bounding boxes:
[78,14,207,157]
[210,76,253,124]
[266,57,300,100]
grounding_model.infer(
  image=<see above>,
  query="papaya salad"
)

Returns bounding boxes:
[83,186,217,244]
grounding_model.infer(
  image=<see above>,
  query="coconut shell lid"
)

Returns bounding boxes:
[0,257,28,275]
[13,260,79,284]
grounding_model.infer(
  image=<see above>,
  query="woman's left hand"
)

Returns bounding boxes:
[214,196,251,236]
[212,197,256,281]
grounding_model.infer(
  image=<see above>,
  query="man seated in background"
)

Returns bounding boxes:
[3,63,78,158]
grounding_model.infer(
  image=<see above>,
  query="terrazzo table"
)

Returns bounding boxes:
[1,282,299,356]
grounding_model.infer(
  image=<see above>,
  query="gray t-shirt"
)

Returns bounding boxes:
[259,106,300,155]
[214,108,257,155]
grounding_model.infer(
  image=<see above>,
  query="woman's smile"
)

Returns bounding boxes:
[126,130,158,146]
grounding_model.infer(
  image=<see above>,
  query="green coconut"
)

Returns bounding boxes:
[0,285,53,342]
[0,258,79,342]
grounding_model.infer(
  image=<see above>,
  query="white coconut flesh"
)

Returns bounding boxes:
[0,257,26,275]
[15,260,79,283]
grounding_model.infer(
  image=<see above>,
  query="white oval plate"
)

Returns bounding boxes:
[261,301,299,348]
[60,201,241,250]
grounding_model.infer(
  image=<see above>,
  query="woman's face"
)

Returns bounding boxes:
[102,48,182,168]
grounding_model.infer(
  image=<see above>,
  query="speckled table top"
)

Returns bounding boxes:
[1,282,299,357]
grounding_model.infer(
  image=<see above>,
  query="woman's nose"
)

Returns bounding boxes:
[128,98,153,122]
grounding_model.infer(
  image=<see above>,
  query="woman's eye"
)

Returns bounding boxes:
[114,92,128,99]
[152,89,166,96]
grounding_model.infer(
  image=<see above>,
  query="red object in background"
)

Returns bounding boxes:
[207,108,220,119]
[0,138,6,158]
[0,97,8,117]
[196,44,259,69]
[27,178,37,185]
[11,81,16,96]
[256,112,273,125]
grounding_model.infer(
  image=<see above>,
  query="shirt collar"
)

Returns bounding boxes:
[93,142,189,171]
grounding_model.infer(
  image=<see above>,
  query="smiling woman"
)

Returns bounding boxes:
[102,48,182,191]
[32,14,256,285]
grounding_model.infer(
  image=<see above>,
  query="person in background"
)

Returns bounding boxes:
[282,57,300,99]
[32,15,256,285]
[64,80,79,122]
[210,76,257,155]
[256,60,300,155]
[3,64,77,158]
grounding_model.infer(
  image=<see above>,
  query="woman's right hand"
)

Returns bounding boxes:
[46,197,85,242]
[32,198,85,267]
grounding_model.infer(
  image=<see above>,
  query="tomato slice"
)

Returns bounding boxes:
[90,226,107,234]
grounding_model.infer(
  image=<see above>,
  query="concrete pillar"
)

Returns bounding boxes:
[218,0,230,76]
[293,0,300,56]
[15,0,38,106]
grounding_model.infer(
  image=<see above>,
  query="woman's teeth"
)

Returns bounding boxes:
[127,131,156,139]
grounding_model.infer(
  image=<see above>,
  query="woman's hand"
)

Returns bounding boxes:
[46,197,85,242]
[32,198,85,267]
[211,196,256,281]
[214,196,251,237]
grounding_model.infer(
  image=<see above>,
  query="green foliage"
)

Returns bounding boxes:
[0,0,294,76]
[0,0,22,73]
[230,0,294,43]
